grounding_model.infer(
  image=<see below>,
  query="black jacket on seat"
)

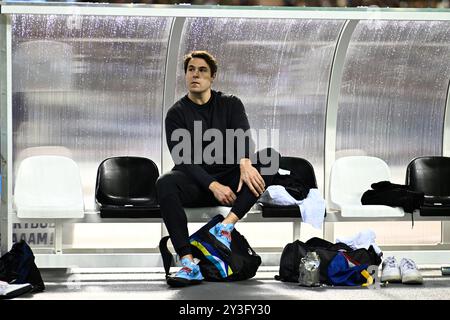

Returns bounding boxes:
[361,181,424,213]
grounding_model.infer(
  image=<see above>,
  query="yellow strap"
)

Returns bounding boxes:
[361,269,374,287]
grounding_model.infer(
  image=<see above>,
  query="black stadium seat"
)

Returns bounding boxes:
[95,156,161,218]
[406,156,450,216]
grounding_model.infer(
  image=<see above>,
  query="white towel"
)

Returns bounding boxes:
[299,189,326,230]
[259,185,326,229]
[336,229,382,256]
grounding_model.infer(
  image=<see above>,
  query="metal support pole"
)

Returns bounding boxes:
[54,222,63,254]
[441,78,450,247]
[0,14,12,255]
[293,220,301,240]
[323,20,358,244]
[160,17,185,240]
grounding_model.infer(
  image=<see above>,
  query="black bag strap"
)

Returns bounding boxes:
[159,236,175,277]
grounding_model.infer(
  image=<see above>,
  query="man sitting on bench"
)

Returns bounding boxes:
[156,50,279,287]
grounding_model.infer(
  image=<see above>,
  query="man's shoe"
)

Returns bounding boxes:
[400,258,423,284]
[166,258,204,288]
[209,223,234,250]
[380,256,401,283]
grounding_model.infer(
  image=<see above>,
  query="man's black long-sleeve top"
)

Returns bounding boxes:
[165,90,254,190]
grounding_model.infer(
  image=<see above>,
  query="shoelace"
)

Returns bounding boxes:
[384,257,397,268]
[179,266,193,275]
[401,259,417,271]
[220,230,232,241]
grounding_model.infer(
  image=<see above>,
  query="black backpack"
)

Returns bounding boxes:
[159,214,261,281]
[275,237,382,285]
[0,240,45,292]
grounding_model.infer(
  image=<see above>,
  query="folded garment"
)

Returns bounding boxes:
[361,181,424,213]
[371,181,409,191]
[271,173,310,201]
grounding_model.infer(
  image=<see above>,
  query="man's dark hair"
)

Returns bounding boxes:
[183,50,218,77]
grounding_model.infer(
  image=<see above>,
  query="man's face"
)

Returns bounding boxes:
[185,57,215,95]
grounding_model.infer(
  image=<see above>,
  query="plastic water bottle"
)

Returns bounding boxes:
[298,251,321,287]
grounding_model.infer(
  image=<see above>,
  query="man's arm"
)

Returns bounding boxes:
[230,97,255,160]
[230,98,265,197]
[238,157,265,197]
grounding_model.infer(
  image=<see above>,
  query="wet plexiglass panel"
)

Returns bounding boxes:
[11,14,171,246]
[336,20,450,183]
[12,14,171,208]
[173,18,345,193]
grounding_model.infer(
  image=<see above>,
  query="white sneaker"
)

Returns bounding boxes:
[381,256,401,283]
[400,258,423,284]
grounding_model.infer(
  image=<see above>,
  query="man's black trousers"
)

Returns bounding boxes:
[156,148,280,258]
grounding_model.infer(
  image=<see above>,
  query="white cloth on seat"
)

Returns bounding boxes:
[259,185,325,229]
[14,155,85,218]
[336,229,382,256]
[259,185,298,206]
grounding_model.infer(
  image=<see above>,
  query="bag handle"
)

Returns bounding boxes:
[158,236,175,278]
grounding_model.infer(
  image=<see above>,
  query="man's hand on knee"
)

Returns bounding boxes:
[238,158,265,197]
[209,181,237,206]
